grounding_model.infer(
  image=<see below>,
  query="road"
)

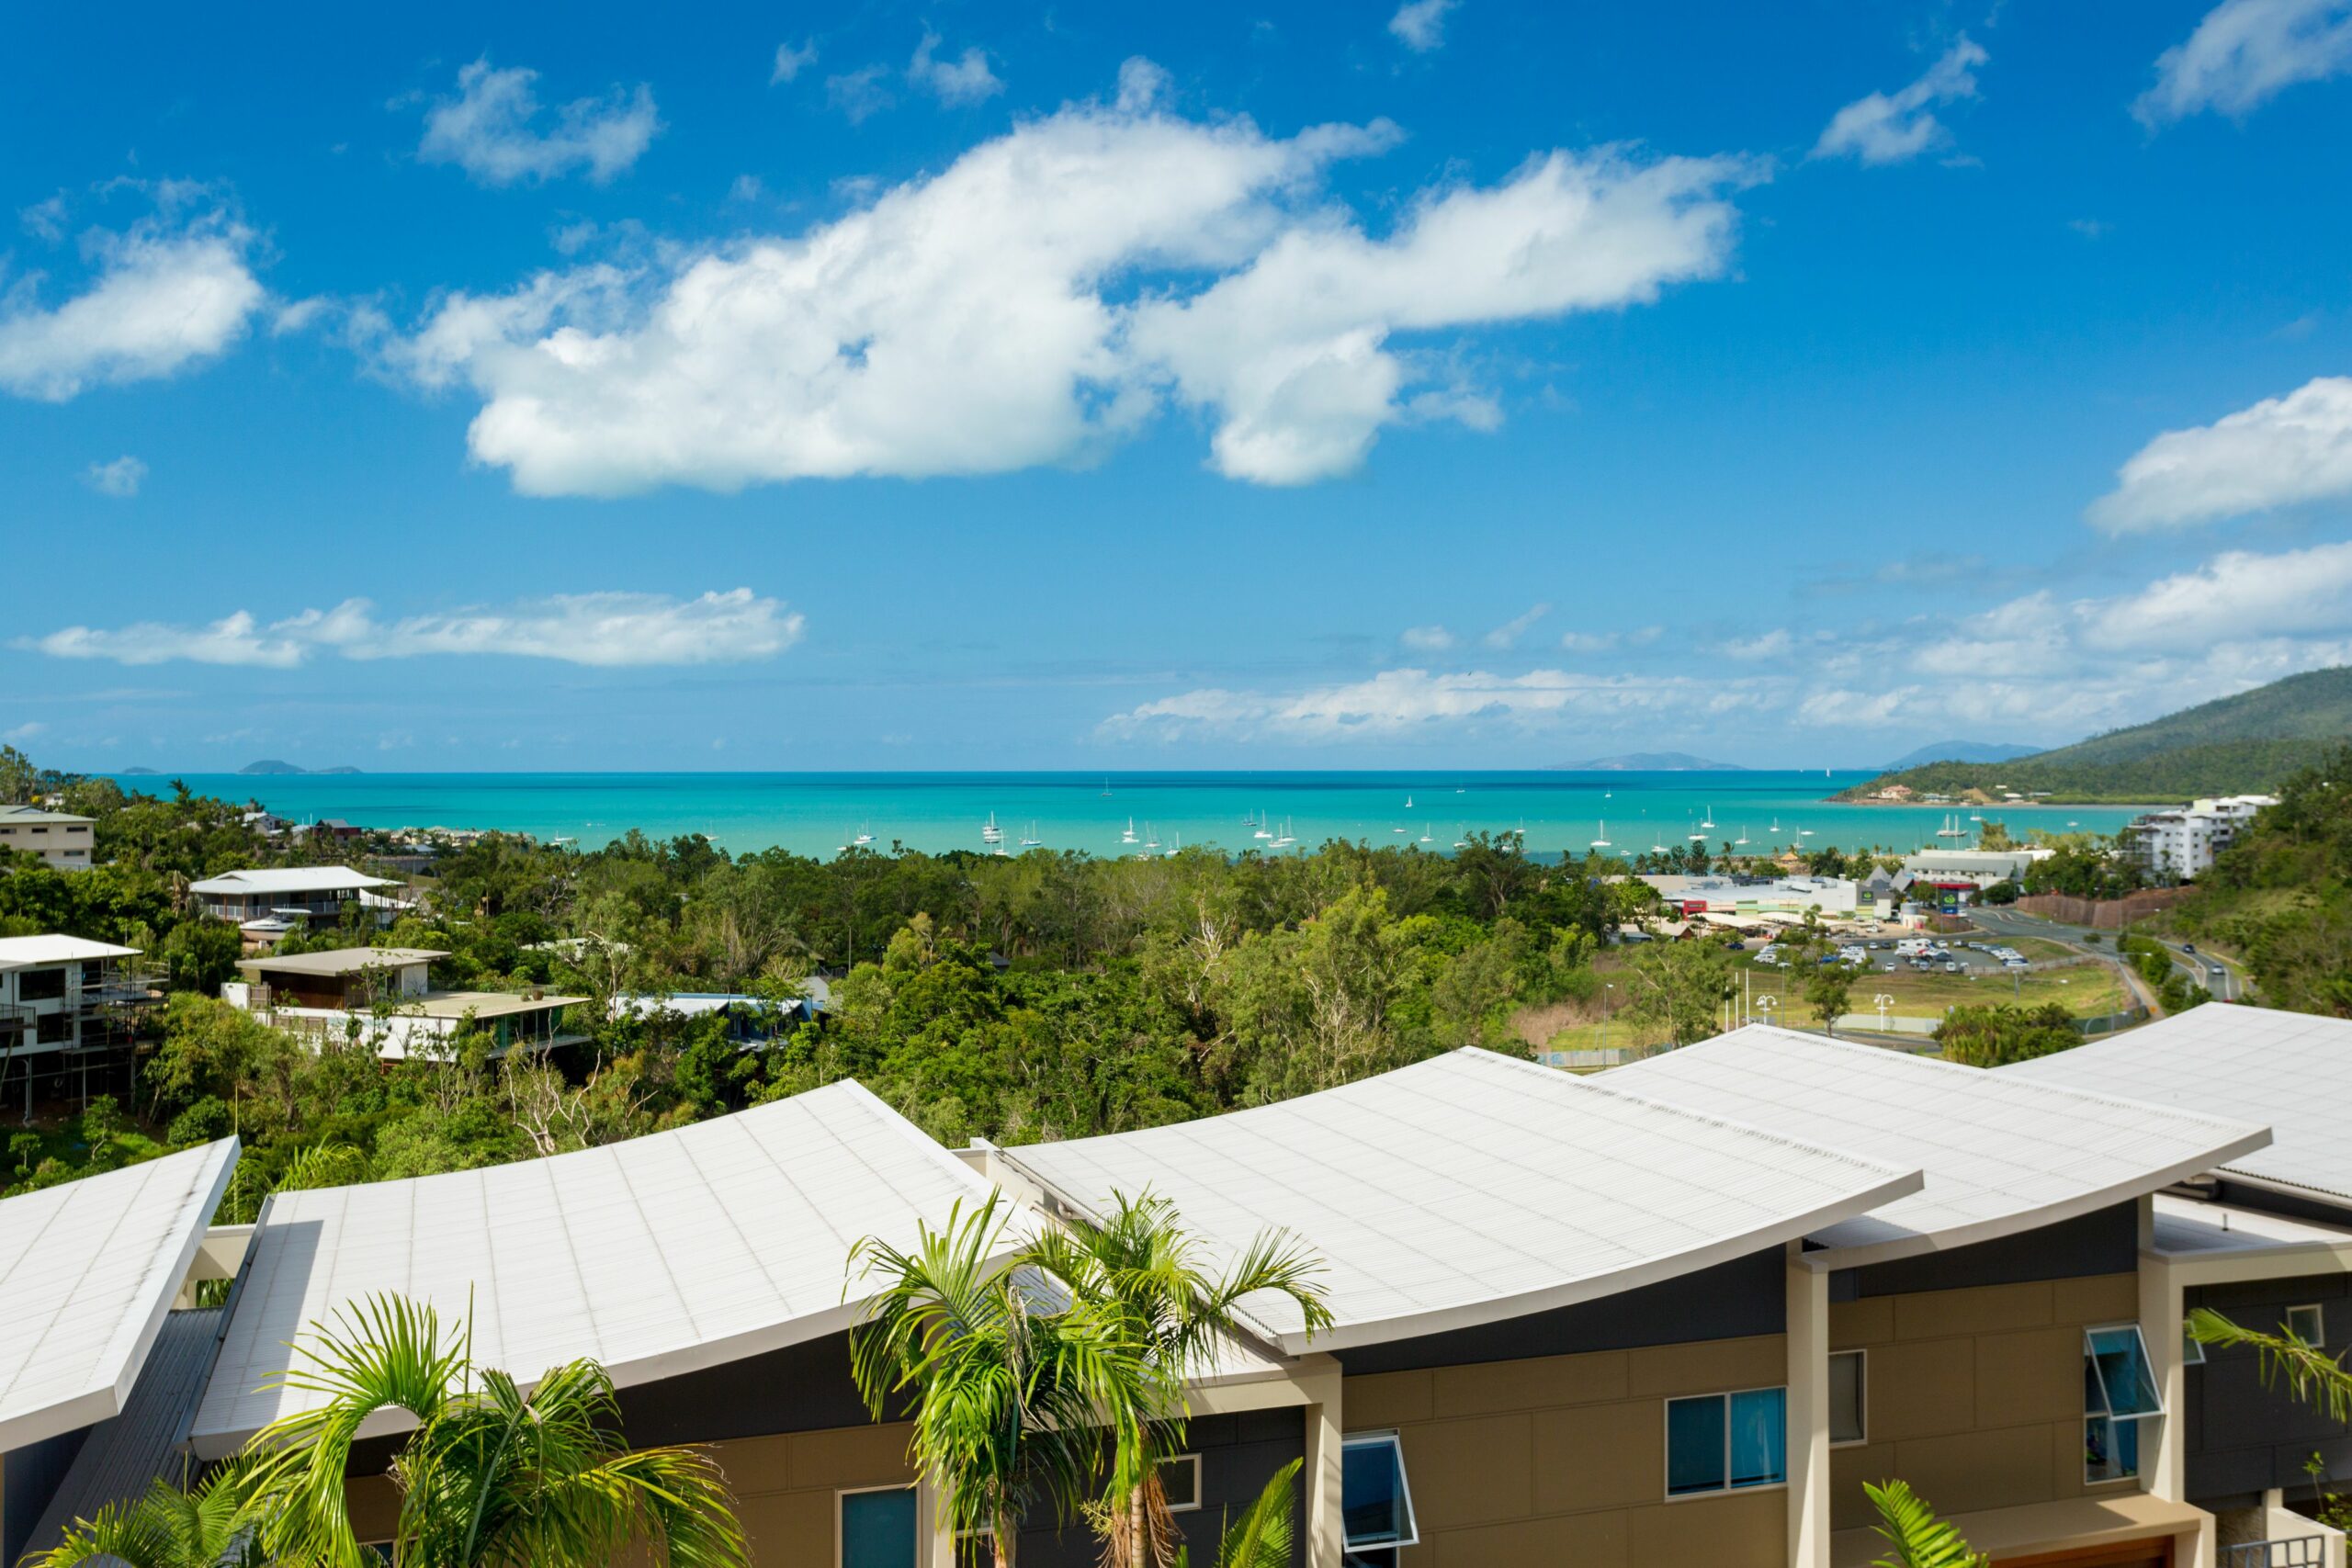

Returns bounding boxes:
[1968,907,2243,1003]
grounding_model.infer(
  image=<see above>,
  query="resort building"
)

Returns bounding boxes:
[0,805,95,872]
[221,945,586,1059]
[1640,874,1862,920]
[0,1139,241,1567]
[185,865,399,947]
[2122,797,2278,883]
[1898,848,2051,891]
[0,935,163,1114]
[2009,1005,2352,1558]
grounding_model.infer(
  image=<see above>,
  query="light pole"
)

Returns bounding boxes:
[1873,992,1894,1033]
[1600,983,1613,1055]
[1756,994,1778,1032]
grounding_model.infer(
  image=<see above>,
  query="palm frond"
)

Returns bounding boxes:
[2188,1306,2352,1423]
[1215,1459,1298,1568]
[1865,1479,1986,1568]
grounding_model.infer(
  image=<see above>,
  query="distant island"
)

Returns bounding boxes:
[238,760,364,776]
[1551,752,1744,772]
[118,766,162,776]
[1835,666,2352,805]
[1879,740,2039,769]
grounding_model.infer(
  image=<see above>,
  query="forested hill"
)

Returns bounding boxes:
[1832,667,2352,804]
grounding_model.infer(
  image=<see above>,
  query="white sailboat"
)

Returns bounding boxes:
[1687,818,1707,841]
[981,812,1002,846]
[1165,832,1182,859]
[1145,822,1161,850]
[1590,819,1612,850]
[1405,794,1414,807]
[852,823,875,848]
[1453,824,1470,849]
[1935,813,1967,840]
[1019,822,1043,848]
[1120,818,1139,845]
[1769,818,1781,834]
[1252,810,1273,840]
[1734,826,1750,846]
[1700,806,1716,829]
[1419,823,1434,844]
[1272,818,1295,848]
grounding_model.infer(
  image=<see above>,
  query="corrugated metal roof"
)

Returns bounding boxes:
[2005,1005,2352,1203]
[191,1080,1001,1452]
[234,947,447,976]
[187,867,390,895]
[1609,1026,2269,1269]
[20,1307,225,1558]
[1003,1047,1921,1353]
[0,1141,239,1451]
[0,935,142,972]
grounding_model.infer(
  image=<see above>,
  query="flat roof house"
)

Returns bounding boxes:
[0,1139,241,1566]
[0,935,164,1116]
[0,806,95,873]
[1611,1026,2270,1567]
[185,866,397,945]
[221,945,586,1059]
[2009,1007,2352,1556]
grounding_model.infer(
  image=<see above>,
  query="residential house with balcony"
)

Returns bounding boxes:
[221,945,585,1059]
[0,935,164,1116]
[185,865,399,948]
[0,806,95,872]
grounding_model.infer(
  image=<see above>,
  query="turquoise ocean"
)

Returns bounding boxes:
[133,772,2153,862]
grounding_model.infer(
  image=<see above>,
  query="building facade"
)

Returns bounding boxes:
[2124,797,2278,882]
[0,806,95,872]
[0,935,163,1115]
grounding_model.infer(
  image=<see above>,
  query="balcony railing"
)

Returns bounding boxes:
[2223,1538,2328,1568]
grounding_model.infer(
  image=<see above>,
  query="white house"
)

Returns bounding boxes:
[2124,795,2278,882]
[0,935,162,1115]
[221,946,586,1060]
[185,866,398,944]
[0,806,95,872]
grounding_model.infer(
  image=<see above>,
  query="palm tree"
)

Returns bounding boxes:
[244,1292,748,1568]
[24,1461,265,1568]
[849,1194,1148,1568]
[1030,1191,1331,1568]
[1172,1458,1298,1568]
[1863,1479,1987,1568]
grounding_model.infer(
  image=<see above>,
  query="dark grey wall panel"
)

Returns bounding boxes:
[1012,1408,1304,1568]
[1830,1202,2138,1301]
[2186,1271,2352,1510]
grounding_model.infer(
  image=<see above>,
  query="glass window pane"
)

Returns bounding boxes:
[1829,1353,1865,1445]
[2288,1306,2325,1347]
[1159,1455,1200,1511]
[2086,1326,2163,1418]
[1728,1387,1787,1488]
[842,1487,918,1568]
[1341,1437,1413,1548]
[2182,1325,2206,1366]
[2085,1415,2143,1484]
[1667,1395,1728,1496]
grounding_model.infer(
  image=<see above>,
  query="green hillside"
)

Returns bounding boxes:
[1834,666,2352,804]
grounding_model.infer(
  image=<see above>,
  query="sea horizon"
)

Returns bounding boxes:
[118,768,2157,861]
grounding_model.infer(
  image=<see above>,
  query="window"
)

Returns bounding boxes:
[2182,1325,2206,1366]
[17,967,64,1002]
[2287,1305,2325,1347]
[1159,1453,1201,1513]
[1340,1432,1416,1567]
[840,1484,918,1568]
[1666,1387,1787,1497]
[2084,1325,2164,1485]
[1829,1350,1867,1446]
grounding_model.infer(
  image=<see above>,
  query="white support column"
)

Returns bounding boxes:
[1787,1244,1832,1568]
[1297,1358,1346,1568]
[2140,1206,2188,1504]
[921,1474,955,1568]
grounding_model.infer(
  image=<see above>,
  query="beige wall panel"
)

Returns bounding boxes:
[347,1474,401,1542]
[1866,1337,1978,1441]
[1624,1490,1785,1568]
[1427,1507,1631,1568]
[1625,1333,1785,1398]
[2052,1272,2139,1325]
[1891,1424,2055,1516]
[1893,1280,2052,1342]
[1532,1398,1662,1515]
[1830,1296,1895,1349]
[2048,1417,2093,1503]
[780,1422,914,1491]
[1432,1348,1627,1417]
[1974,1326,2085,1429]
[734,1488,837,1568]
[1404,1412,1533,1529]
[1347,1369,1433,1428]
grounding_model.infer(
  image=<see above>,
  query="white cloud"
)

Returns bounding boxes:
[772,39,818,85]
[2135,0,2352,125]
[1721,628,1792,660]
[1814,38,1988,165]
[3,722,45,742]
[381,68,1760,496]
[1399,625,1454,650]
[0,204,264,400]
[1099,667,1766,741]
[85,455,147,497]
[1558,630,1617,652]
[827,65,894,123]
[1482,604,1552,649]
[2078,539,2352,650]
[24,589,801,668]
[909,31,1002,106]
[417,59,662,186]
[2088,377,2352,532]
[1389,0,1460,52]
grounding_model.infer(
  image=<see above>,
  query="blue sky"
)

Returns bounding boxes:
[6,0,2352,772]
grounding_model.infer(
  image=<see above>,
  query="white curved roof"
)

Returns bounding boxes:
[1004,1047,1920,1353]
[0,1139,239,1450]
[1609,1026,2269,1269]
[0,935,141,971]
[192,1080,1001,1453]
[2006,1005,2347,1203]
[187,866,390,895]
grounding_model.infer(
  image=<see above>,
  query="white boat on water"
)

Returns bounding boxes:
[1121,818,1139,845]
[1145,823,1161,850]
[1165,832,1182,859]
[981,812,1002,845]
[1019,822,1043,847]
[1419,823,1434,843]
[1271,818,1295,848]
[852,824,875,847]
[1700,806,1716,829]
[1734,826,1749,846]
[1935,813,1968,840]
[1590,819,1611,849]
[1253,810,1273,840]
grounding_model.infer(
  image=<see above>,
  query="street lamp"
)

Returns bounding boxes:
[1873,992,1894,1033]
[1756,995,1778,1032]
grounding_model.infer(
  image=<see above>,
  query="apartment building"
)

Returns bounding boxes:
[2011,1006,2352,1561]
[2123,797,2278,882]
[0,935,163,1115]
[0,805,95,872]
[221,945,586,1059]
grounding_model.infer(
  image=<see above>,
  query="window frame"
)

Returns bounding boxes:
[2181,1323,2206,1367]
[1158,1452,1203,1515]
[1662,1384,1790,1501]
[1339,1430,1419,1551]
[1829,1348,1868,1448]
[2287,1304,2325,1348]
[2082,1321,2165,1489]
[836,1482,921,1568]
